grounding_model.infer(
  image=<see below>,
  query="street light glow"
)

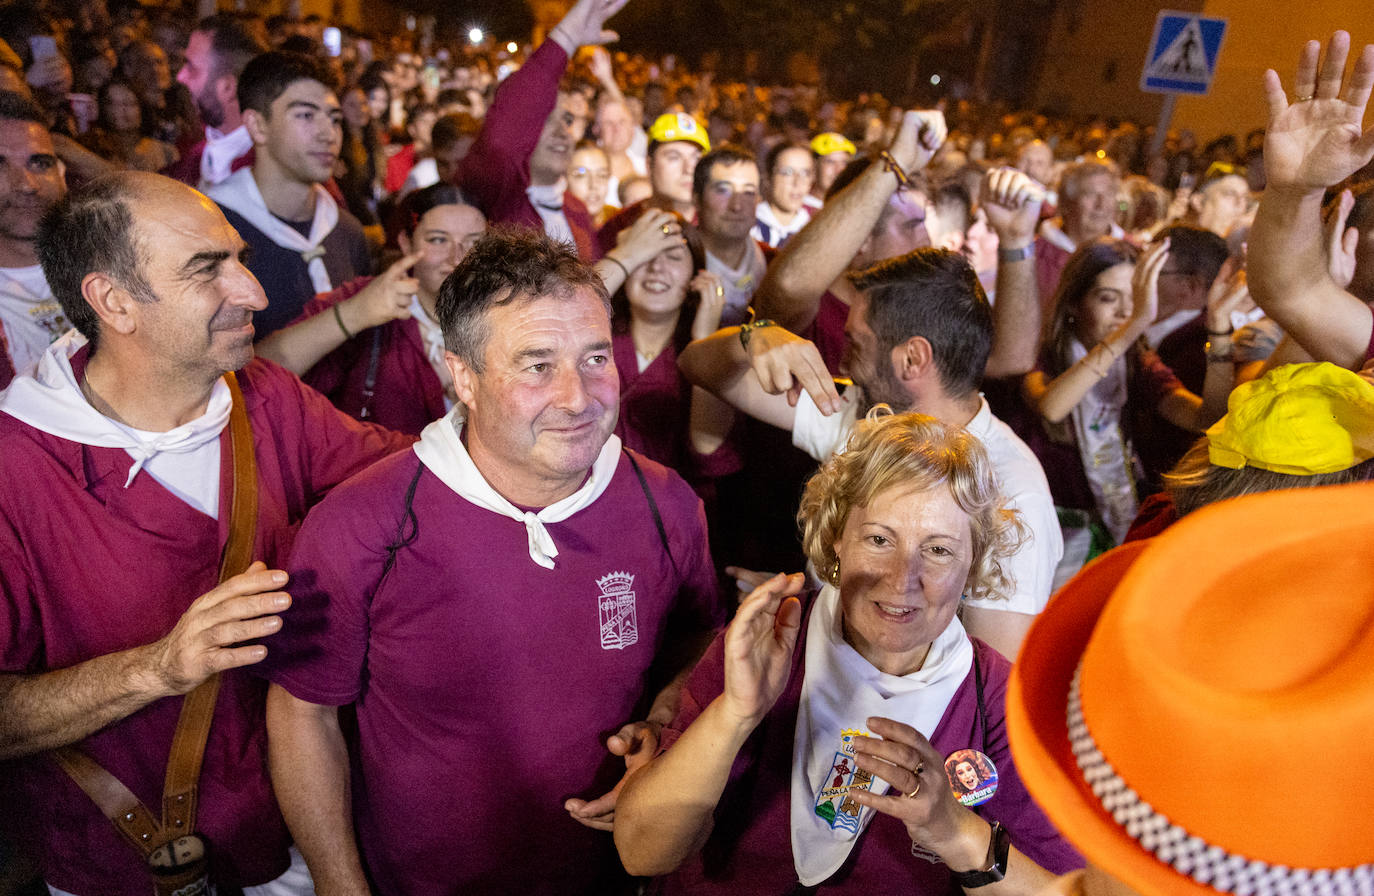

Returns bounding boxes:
[468,27,484,44]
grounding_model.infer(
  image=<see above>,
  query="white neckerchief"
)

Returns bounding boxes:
[412,408,621,568]
[0,331,230,510]
[1066,339,1137,543]
[790,584,973,885]
[0,264,67,375]
[752,200,810,248]
[199,124,253,188]
[205,168,339,294]
[527,182,575,248]
[407,294,454,408]
[1038,218,1125,255]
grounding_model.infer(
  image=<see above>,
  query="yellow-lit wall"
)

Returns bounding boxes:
[1173,1,1372,142]
[1034,0,1371,140]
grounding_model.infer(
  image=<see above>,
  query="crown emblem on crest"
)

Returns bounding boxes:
[597,571,634,595]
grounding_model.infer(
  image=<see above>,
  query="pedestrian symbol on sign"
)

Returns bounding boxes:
[1141,12,1227,96]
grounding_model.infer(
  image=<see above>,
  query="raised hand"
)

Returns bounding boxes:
[344,250,423,332]
[1128,238,1170,331]
[887,110,948,176]
[981,167,1046,245]
[143,562,291,696]
[719,573,804,727]
[745,325,842,414]
[552,0,632,50]
[1262,32,1374,193]
[1324,188,1359,288]
[611,208,686,272]
[688,270,727,340]
[1204,256,1253,334]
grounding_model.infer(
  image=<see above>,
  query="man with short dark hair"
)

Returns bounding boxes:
[595,111,710,253]
[263,227,722,894]
[695,144,765,324]
[0,171,407,896]
[681,247,1061,659]
[205,51,371,338]
[0,90,67,389]
[169,13,267,188]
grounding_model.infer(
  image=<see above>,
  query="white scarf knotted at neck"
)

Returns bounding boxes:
[0,331,230,507]
[199,124,253,188]
[527,181,575,248]
[205,168,339,294]
[406,295,455,407]
[412,407,621,568]
[790,584,973,885]
[1066,339,1138,543]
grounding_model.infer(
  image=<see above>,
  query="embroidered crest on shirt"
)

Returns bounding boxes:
[814,729,873,833]
[596,571,638,651]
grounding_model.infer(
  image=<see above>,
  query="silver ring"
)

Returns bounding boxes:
[1294,93,1315,103]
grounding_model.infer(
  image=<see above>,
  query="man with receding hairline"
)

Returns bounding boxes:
[0,170,407,896]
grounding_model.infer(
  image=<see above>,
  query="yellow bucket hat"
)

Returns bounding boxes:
[1206,361,1374,474]
[809,132,856,157]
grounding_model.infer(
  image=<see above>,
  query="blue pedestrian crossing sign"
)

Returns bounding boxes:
[1140,11,1227,95]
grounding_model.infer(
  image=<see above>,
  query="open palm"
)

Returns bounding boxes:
[1263,33,1374,191]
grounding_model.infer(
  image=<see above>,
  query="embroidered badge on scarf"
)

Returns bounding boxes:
[597,571,639,650]
[814,729,874,834]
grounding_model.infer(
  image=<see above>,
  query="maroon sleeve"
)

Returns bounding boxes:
[1136,347,1185,408]
[457,39,568,227]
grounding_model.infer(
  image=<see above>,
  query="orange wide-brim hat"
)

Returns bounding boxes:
[1008,482,1374,895]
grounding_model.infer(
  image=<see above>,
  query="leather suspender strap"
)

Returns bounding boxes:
[52,371,259,857]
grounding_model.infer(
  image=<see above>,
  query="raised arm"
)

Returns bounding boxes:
[0,563,289,760]
[752,110,947,333]
[678,322,843,432]
[1249,32,1374,368]
[1156,259,1249,432]
[614,574,803,876]
[1025,241,1170,424]
[981,168,1046,378]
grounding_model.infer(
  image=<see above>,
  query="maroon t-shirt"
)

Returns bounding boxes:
[261,448,725,894]
[0,354,410,895]
[296,278,449,436]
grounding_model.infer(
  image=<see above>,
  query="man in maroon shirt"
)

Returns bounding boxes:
[0,171,408,896]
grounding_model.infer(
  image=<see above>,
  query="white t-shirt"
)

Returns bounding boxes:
[791,390,1062,615]
[0,265,68,377]
[706,242,768,327]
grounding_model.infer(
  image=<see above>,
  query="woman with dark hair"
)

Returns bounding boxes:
[81,77,178,171]
[610,215,735,479]
[256,183,486,435]
[336,83,384,227]
[1018,237,1240,548]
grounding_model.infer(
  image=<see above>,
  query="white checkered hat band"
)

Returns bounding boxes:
[1067,666,1374,896]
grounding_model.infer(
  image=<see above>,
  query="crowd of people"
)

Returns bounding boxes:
[1,0,1373,894]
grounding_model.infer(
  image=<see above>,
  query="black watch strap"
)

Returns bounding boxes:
[950,821,1010,888]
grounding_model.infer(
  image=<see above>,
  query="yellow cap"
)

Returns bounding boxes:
[1206,362,1374,474]
[810,132,856,157]
[648,113,709,153]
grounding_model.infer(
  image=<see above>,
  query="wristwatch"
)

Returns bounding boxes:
[950,821,1010,888]
[997,244,1034,264]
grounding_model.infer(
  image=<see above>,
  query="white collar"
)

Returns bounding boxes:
[204,168,339,293]
[790,584,972,884]
[0,331,231,487]
[412,408,622,569]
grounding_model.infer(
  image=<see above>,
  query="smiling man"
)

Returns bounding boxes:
[696,145,765,324]
[0,171,408,896]
[205,51,370,338]
[262,228,723,895]
[0,91,68,389]
[168,13,266,189]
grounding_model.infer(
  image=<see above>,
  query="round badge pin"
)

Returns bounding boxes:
[944,748,999,806]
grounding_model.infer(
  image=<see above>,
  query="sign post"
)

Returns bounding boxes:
[1141,11,1228,158]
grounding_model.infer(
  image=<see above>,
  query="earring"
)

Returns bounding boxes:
[830,558,841,581]
[1066,313,1077,324]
